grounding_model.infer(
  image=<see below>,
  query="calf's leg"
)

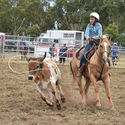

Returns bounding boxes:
[36,81,53,107]
[56,80,65,103]
[47,88,54,104]
[51,83,61,110]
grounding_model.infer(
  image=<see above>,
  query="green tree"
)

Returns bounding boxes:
[0,0,125,35]
[25,0,54,32]
[104,24,119,41]
[116,35,125,46]
[0,7,26,34]
[25,24,40,37]
[51,0,89,30]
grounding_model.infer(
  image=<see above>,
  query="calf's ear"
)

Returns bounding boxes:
[25,56,31,62]
[38,52,46,62]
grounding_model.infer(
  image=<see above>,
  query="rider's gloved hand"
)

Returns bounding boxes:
[90,38,94,41]
[86,38,90,41]
[86,38,94,41]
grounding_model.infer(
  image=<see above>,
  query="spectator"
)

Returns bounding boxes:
[20,32,27,60]
[59,44,67,65]
[111,43,119,65]
[49,43,55,58]
[20,32,26,46]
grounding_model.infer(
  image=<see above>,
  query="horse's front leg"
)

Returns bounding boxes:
[103,76,115,111]
[90,74,101,109]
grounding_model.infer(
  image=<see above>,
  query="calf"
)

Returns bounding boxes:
[26,52,65,110]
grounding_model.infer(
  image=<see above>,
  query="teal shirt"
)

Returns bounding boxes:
[85,22,102,40]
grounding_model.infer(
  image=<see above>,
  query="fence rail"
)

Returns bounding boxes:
[0,35,125,62]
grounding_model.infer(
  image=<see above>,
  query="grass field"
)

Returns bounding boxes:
[0,62,125,125]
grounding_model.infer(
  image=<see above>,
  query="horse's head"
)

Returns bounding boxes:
[98,35,111,63]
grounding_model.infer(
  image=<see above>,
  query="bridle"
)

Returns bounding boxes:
[95,40,111,64]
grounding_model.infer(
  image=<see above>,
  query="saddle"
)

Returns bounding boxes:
[76,44,97,62]
[76,43,111,78]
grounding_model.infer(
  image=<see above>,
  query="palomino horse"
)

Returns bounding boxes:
[70,36,115,110]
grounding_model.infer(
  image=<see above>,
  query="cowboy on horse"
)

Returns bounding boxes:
[77,12,102,76]
[70,13,115,110]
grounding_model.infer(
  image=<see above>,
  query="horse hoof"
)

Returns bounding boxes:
[61,97,66,103]
[96,106,102,110]
[57,104,61,110]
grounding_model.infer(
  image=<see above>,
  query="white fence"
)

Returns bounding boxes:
[0,35,125,62]
[0,35,84,62]
[3,35,35,52]
[0,35,35,59]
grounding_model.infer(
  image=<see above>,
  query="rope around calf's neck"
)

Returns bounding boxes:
[8,55,56,74]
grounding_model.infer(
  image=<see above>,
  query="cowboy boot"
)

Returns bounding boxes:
[76,64,85,77]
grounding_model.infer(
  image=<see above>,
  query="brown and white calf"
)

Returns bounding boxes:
[26,52,65,110]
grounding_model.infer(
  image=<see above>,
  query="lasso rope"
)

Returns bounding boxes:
[8,55,56,74]
[8,42,91,74]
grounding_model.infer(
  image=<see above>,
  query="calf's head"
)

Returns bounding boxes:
[26,52,46,80]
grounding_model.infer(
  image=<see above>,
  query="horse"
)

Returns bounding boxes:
[70,35,115,110]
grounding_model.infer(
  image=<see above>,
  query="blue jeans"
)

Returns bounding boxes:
[80,41,94,68]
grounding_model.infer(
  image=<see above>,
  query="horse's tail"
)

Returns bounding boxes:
[70,60,75,80]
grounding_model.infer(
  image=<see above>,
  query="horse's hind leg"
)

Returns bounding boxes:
[83,79,91,105]
[75,76,83,102]
[103,77,115,110]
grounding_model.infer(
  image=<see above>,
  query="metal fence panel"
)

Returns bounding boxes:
[0,35,125,63]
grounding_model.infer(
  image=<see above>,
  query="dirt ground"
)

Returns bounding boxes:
[0,62,125,125]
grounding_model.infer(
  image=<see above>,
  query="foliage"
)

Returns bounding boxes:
[26,24,40,37]
[0,0,125,42]
[116,35,125,46]
[104,24,119,41]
